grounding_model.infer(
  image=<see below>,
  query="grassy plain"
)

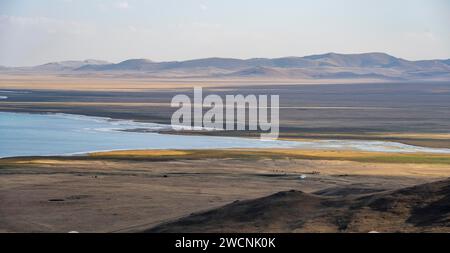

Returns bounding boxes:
[2,149,450,232]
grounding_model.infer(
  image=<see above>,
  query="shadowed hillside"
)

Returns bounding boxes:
[146,178,450,233]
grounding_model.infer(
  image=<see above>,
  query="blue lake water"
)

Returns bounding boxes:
[1,112,450,158]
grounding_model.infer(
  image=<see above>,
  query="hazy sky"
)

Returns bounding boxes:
[0,0,449,66]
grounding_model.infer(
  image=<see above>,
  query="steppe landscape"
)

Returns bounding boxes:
[1,53,450,232]
[1,148,450,232]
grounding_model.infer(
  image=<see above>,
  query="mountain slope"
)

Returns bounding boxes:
[303,52,410,68]
[32,59,109,71]
[77,59,154,71]
[145,178,450,233]
[2,53,450,80]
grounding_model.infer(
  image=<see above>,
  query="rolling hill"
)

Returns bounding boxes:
[145,178,450,233]
[2,53,449,80]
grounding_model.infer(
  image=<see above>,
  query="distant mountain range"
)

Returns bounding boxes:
[2,53,450,80]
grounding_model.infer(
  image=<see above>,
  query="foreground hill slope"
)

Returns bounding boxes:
[146,178,450,233]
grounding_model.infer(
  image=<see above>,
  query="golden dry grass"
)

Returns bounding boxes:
[0,74,386,91]
[3,149,450,178]
[2,149,450,232]
[87,148,450,165]
[90,150,190,157]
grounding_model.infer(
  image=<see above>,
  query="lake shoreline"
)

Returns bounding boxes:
[2,111,450,159]
[2,83,450,149]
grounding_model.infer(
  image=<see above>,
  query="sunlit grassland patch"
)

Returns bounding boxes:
[86,149,450,165]
[1,149,450,166]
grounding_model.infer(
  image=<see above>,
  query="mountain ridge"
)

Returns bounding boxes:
[2,52,449,81]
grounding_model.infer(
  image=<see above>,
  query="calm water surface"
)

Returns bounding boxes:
[1,112,449,158]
